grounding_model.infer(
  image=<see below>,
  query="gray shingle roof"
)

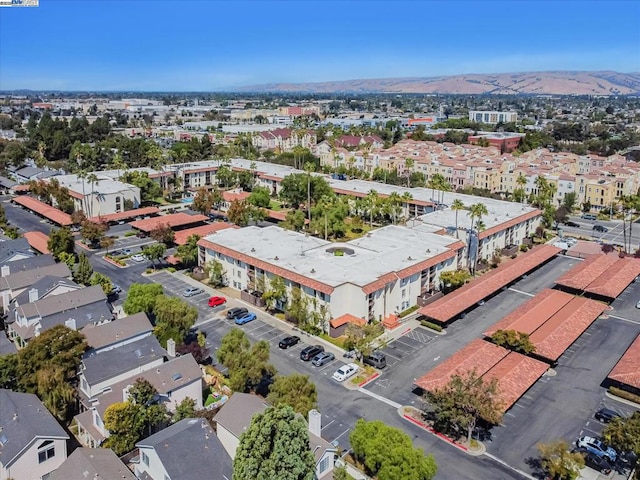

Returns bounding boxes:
[82,312,153,350]
[0,262,71,293]
[12,275,80,307]
[0,253,55,273]
[15,166,46,178]
[0,389,69,468]
[50,447,136,480]
[136,418,232,480]
[82,335,166,386]
[214,393,268,438]
[0,238,32,265]
[16,284,105,320]
[40,301,114,332]
[0,176,17,189]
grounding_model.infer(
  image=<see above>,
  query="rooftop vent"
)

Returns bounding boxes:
[172,373,183,381]
[274,256,279,261]
[251,248,256,253]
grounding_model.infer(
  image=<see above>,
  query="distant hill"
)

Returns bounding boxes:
[237,71,640,95]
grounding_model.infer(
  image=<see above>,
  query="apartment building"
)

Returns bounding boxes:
[468,110,518,124]
[251,128,317,153]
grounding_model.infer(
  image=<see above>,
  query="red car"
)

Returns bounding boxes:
[208,296,227,307]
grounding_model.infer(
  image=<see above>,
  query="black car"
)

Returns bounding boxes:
[593,225,609,233]
[278,336,301,349]
[300,345,324,361]
[226,307,248,320]
[564,221,580,228]
[595,407,622,423]
[581,451,612,475]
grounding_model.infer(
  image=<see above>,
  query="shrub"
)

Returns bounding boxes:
[511,254,518,259]
[398,305,419,318]
[124,231,137,237]
[520,245,529,252]
[145,268,154,274]
[167,267,176,273]
[421,320,443,332]
[609,387,640,404]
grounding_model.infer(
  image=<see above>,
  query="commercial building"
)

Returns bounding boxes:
[468,110,518,124]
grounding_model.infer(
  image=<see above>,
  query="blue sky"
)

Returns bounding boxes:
[0,0,638,91]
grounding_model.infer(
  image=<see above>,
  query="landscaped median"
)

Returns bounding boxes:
[103,254,127,268]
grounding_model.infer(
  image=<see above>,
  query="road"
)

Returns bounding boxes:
[561,215,640,250]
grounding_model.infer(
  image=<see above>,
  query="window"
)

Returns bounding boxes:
[401,289,406,298]
[237,270,241,278]
[37,440,55,464]
[319,455,331,473]
[142,451,149,466]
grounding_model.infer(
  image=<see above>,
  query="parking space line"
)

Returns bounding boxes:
[321,419,335,431]
[331,428,352,443]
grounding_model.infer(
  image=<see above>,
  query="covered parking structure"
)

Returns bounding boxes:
[555,254,640,301]
[129,212,209,234]
[606,334,640,396]
[418,244,561,324]
[484,289,607,363]
[88,206,160,224]
[172,222,237,246]
[12,195,72,226]
[415,339,549,413]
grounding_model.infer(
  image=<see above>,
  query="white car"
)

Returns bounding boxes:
[131,254,146,262]
[332,363,358,382]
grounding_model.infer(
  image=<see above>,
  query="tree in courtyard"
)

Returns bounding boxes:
[90,271,114,295]
[153,295,198,347]
[350,419,437,480]
[233,405,315,480]
[279,173,334,211]
[123,283,164,315]
[281,209,306,232]
[248,186,271,208]
[425,369,503,444]
[73,252,94,285]
[344,322,384,360]
[192,186,221,215]
[175,234,200,267]
[227,199,266,227]
[172,397,197,423]
[536,440,585,480]
[121,171,162,203]
[266,374,318,416]
[150,223,175,244]
[48,227,75,261]
[217,328,275,392]
[491,329,536,354]
[142,242,167,268]
[439,269,471,293]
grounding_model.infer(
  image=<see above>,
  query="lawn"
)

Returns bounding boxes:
[269,200,283,211]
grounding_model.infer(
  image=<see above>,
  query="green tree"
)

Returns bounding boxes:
[227,199,266,227]
[248,186,272,208]
[233,405,315,480]
[602,411,640,457]
[344,322,383,360]
[425,369,504,443]
[176,234,200,267]
[173,397,197,423]
[285,287,308,325]
[281,209,306,232]
[350,419,437,480]
[562,191,577,211]
[216,164,237,188]
[537,440,585,480]
[262,275,287,311]
[80,220,107,245]
[206,260,227,287]
[192,187,221,215]
[279,173,334,210]
[451,199,465,238]
[73,252,94,285]
[439,270,471,293]
[150,223,175,244]
[333,466,355,480]
[153,295,198,347]
[491,330,536,354]
[90,272,114,295]
[142,242,167,268]
[217,328,276,392]
[48,227,75,260]
[266,374,318,416]
[0,354,18,390]
[123,283,164,315]
[121,171,162,203]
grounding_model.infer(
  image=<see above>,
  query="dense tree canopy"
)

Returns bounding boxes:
[217,328,275,392]
[279,174,334,210]
[153,295,198,347]
[233,405,316,480]
[266,374,318,416]
[123,283,164,315]
[47,227,76,261]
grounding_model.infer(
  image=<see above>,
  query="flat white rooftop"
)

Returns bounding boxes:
[203,224,460,289]
[51,174,139,196]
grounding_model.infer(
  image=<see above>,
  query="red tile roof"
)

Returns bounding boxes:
[415,339,508,392]
[259,174,283,182]
[483,352,549,412]
[362,272,399,295]
[12,195,73,226]
[566,242,602,257]
[419,245,561,323]
[266,210,309,224]
[330,314,366,329]
[197,238,335,295]
[608,334,640,390]
[88,206,160,224]
[130,213,208,232]
[12,184,31,192]
[23,231,50,254]
[222,190,251,202]
[530,296,606,362]
[484,289,574,337]
[173,222,237,245]
[556,254,640,299]
[479,209,541,240]
[395,242,464,280]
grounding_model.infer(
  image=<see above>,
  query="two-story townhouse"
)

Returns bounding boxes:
[50,448,135,480]
[81,312,153,354]
[0,238,34,265]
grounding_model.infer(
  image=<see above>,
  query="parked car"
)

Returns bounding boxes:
[564,221,580,228]
[183,287,204,297]
[312,352,335,367]
[581,213,597,220]
[576,436,617,462]
[235,312,257,325]
[636,299,640,309]
[594,407,622,423]
[131,254,146,262]
[579,451,612,475]
[593,225,609,233]
[135,231,148,238]
[110,249,123,257]
[121,248,132,255]
[226,307,248,320]
[208,296,227,307]
[278,336,301,349]
[332,363,359,382]
[300,345,324,361]
[363,351,387,369]
[111,284,122,294]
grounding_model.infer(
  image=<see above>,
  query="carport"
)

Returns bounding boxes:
[23,231,50,254]
[555,254,640,301]
[484,288,607,363]
[418,244,561,324]
[129,212,209,233]
[88,206,160,224]
[173,222,237,245]
[12,195,73,226]
[414,338,549,413]
[606,334,640,396]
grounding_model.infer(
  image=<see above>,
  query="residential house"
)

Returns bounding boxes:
[0,262,71,315]
[81,312,153,354]
[0,254,55,273]
[134,418,232,480]
[50,448,135,480]
[0,238,34,265]
[13,166,60,184]
[5,284,112,349]
[0,389,69,480]
[75,354,202,448]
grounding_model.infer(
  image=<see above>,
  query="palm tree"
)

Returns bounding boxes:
[86,173,99,217]
[401,191,413,220]
[77,168,89,215]
[514,173,527,203]
[469,202,489,230]
[405,158,415,187]
[365,190,379,227]
[451,199,465,238]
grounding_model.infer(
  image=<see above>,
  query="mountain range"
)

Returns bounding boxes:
[237,71,640,95]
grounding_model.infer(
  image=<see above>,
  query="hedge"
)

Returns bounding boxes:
[609,386,640,405]
[420,320,443,332]
[398,305,419,318]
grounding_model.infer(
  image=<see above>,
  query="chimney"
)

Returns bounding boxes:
[28,288,38,303]
[166,338,176,357]
[64,318,77,330]
[308,409,322,438]
[1,265,9,277]
[1,291,10,314]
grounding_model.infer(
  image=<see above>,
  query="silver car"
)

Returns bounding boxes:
[312,352,335,367]
[183,287,204,297]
